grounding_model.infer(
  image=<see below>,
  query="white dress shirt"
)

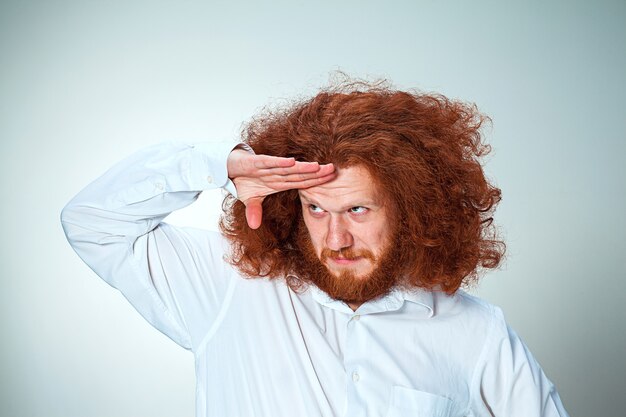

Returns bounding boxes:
[61,141,570,417]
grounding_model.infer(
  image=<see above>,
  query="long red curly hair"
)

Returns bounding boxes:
[220,81,504,294]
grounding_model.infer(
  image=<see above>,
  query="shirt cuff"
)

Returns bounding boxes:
[189,141,254,198]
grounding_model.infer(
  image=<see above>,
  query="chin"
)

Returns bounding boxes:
[327,266,372,281]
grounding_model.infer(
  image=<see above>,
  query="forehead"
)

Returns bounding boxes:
[298,165,384,208]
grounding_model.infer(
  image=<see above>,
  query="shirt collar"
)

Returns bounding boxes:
[309,285,435,317]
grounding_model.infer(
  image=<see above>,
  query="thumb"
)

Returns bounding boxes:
[244,197,264,230]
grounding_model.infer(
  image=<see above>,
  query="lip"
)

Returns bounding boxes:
[329,257,362,265]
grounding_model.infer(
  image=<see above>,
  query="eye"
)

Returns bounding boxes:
[349,206,368,214]
[308,204,325,214]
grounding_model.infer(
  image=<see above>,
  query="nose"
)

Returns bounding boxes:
[325,215,353,251]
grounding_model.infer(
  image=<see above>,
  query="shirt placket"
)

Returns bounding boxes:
[343,312,367,416]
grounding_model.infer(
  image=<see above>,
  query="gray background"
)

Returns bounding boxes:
[1,0,624,416]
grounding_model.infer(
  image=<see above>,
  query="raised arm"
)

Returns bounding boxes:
[60,141,334,350]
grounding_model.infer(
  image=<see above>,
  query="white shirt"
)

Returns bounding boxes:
[61,141,570,417]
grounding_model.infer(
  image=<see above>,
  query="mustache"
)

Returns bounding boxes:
[320,247,376,262]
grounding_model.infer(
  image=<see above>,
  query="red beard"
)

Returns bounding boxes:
[293,222,401,305]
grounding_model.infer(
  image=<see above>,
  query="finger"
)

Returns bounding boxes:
[273,172,337,191]
[268,162,335,177]
[316,163,335,176]
[265,165,335,183]
[263,161,330,176]
[245,198,264,230]
[253,155,296,169]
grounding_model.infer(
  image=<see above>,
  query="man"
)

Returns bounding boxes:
[61,82,569,416]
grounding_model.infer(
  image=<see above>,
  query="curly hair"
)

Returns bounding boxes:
[219,80,505,294]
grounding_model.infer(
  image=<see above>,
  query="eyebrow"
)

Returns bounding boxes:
[298,193,379,211]
[298,194,320,207]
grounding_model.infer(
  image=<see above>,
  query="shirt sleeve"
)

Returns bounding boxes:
[470,307,570,417]
[60,141,242,351]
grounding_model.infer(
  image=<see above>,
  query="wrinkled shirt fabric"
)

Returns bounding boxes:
[61,141,570,417]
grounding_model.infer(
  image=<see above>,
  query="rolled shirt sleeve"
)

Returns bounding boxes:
[61,141,241,351]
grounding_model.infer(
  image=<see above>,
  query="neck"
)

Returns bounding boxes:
[348,302,362,311]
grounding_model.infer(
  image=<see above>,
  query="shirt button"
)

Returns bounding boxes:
[352,314,360,322]
[206,175,213,184]
[352,372,360,382]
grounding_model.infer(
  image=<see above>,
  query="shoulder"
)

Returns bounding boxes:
[433,290,505,331]
[452,291,512,346]
[427,290,511,361]
[454,295,567,415]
